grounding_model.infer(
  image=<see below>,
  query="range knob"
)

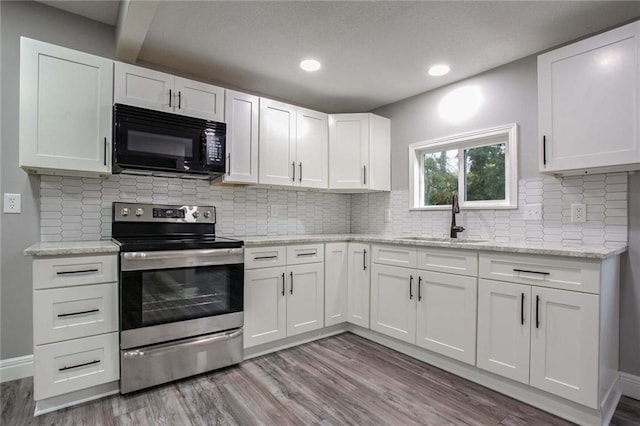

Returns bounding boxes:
[135,208,144,217]
[121,208,130,216]
[204,211,211,219]
[192,211,200,219]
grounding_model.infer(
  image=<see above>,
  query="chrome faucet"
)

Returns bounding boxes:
[450,193,465,238]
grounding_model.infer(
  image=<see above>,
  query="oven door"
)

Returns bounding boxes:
[113,104,226,175]
[120,248,243,348]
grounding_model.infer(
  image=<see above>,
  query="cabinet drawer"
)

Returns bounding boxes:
[34,332,119,400]
[372,245,417,268]
[244,246,286,269]
[417,248,478,276]
[479,253,600,294]
[33,255,117,290]
[34,283,118,345]
[286,244,324,265]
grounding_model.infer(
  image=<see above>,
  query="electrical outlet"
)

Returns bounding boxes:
[571,203,586,223]
[3,193,21,214]
[384,209,391,223]
[270,204,279,217]
[524,204,542,221]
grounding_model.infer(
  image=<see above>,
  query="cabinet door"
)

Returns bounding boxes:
[224,90,259,184]
[329,114,369,189]
[347,243,371,328]
[538,21,640,173]
[368,114,391,191]
[259,99,296,186]
[20,38,113,175]
[287,263,324,337]
[244,267,287,348]
[415,271,477,365]
[370,264,416,343]
[296,108,328,188]
[530,287,599,408]
[477,279,531,384]
[174,76,224,121]
[325,243,348,326]
[114,62,173,113]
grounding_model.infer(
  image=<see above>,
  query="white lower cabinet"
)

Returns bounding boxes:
[370,264,416,343]
[347,243,371,328]
[477,279,532,384]
[415,272,477,364]
[31,253,119,410]
[325,243,348,326]
[530,286,599,408]
[244,245,324,348]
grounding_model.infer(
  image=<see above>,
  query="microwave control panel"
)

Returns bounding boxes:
[205,132,224,165]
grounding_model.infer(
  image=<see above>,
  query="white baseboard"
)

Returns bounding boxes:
[0,355,34,383]
[618,372,640,400]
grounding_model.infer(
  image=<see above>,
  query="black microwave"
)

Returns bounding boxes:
[113,104,226,178]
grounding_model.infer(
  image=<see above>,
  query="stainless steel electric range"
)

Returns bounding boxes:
[112,202,244,394]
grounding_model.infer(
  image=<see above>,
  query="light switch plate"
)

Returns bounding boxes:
[524,204,542,221]
[3,193,21,214]
[270,204,279,217]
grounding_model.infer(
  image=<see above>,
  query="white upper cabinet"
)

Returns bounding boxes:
[296,108,328,188]
[115,62,224,121]
[538,21,640,175]
[258,98,328,188]
[259,98,297,186]
[329,113,390,191]
[224,90,259,184]
[20,38,113,177]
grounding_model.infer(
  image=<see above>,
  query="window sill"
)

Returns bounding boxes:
[409,203,518,211]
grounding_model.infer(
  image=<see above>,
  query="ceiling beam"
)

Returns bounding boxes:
[115,0,159,62]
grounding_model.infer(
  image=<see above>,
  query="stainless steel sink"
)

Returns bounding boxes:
[393,236,488,243]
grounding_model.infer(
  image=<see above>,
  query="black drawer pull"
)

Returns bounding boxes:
[254,255,278,260]
[56,269,99,275]
[59,359,100,372]
[536,295,540,329]
[513,268,550,276]
[409,275,413,300]
[57,309,100,318]
[290,271,294,295]
[363,249,367,271]
[520,293,525,325]
[281,273,285,296]
[296,253,316,257]
[418,276,422,301]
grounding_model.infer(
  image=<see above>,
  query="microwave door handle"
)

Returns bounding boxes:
[200,132,207,167]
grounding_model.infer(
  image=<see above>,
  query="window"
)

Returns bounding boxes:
[409,123,518,210]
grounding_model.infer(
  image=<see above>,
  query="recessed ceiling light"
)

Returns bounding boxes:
[428,64,450,77]
[300,59,321,72]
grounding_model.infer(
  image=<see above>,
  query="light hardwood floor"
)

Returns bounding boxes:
[1,333,638,425]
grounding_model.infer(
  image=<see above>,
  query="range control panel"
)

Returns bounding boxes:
[114,202,215,224]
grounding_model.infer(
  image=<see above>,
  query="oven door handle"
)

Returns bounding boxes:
[121,248,244,271]
[122,328,243,359]
[122,248,243,260]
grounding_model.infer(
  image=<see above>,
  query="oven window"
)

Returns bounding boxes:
[121,264,243,330]
[128,130,193,158]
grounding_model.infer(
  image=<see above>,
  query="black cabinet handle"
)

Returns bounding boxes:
[254,255,278,260]
[542,135,546,165]
[281,273,285,296]
[56,269,99,275]
[178,91,182,109]
[103,137,107,166]
[409,275,413,300]
[520,293,525,325]
[57,309,99,318]
[299,163,302,182]
[418,276,422,301]
[363,165,367,185]
[59,359,100,372]
[296,253,316,257]
[227,153,231,175]
[290,271,294,295]
[536,295,540,329]
[513,268,550,276]
[363,249,367,271]
[169,89,172,107]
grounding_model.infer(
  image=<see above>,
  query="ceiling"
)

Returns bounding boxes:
[37,1,640,113]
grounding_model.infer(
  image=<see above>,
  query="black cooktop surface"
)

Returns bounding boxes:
[113,235,243,252]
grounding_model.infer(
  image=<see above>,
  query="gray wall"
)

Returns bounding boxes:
[0,0,115,359]
[373,55,639,376]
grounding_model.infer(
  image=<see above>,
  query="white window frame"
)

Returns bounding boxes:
[409,123,518,210]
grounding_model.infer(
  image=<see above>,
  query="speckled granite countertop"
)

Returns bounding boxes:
[238,234,627,260]
[24,235,626,259]
[24,240,120,256]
